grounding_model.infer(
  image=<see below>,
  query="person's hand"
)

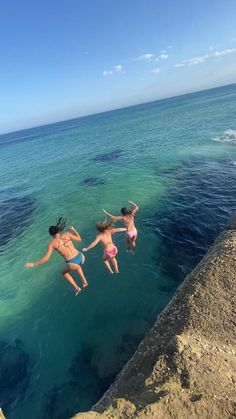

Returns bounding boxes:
[25,262,34,268]
[69,225,76,231]
[82,248,87,252]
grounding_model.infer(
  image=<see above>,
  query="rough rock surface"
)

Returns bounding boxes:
[73,215,236,419]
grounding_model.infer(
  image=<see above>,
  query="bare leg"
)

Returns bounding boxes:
[130,237,137,254]
[76,265,88,288]
[103,259,113,273]
[62,266,81,294]
[126,237,131,252]
[111,257,119,273]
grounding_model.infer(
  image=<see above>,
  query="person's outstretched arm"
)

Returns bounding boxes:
[102,209,123,221]
[83,236,100,252]
[128,200,139,215]
[68,225,81,242]
[24,244,54,268]
[112,228,127,234]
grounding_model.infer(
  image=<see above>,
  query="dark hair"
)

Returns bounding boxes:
[96,219,113,233]
[49,217,67,236]
[121,207,132,216]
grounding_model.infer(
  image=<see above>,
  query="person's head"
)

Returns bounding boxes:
[96,219,113,233]
[121,207,132,216]
[49,217,67,237]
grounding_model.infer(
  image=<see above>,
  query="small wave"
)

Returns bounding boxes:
[212,129,236,144]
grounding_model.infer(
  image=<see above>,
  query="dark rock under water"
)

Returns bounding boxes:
[83,177,105,186]
[0,340,31,414]
[146,157,236,282]
[0,192,37,249]
[92,149,123,163]
[40,333,143,419]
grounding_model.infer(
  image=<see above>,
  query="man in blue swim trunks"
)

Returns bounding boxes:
[24,217,88,295]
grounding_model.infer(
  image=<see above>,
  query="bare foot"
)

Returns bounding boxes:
[75,287,81,296]
[82,282,88,288]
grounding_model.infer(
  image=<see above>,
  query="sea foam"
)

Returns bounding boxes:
[212,129,236,144]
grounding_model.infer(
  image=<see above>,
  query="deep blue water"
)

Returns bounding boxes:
[0,84,236,418]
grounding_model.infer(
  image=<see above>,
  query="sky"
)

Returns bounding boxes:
[0,0,236,134]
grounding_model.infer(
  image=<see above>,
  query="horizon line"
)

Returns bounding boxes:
[1,82,235,137]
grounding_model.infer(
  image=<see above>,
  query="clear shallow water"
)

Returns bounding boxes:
[0,84,236,418]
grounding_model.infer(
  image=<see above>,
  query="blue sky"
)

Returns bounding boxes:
[0,0,236,133]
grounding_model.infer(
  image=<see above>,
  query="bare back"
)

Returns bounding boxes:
[98,229,115,251]
[52,232,79,260]
[122,214,136,231]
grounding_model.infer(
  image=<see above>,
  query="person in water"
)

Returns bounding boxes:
[102,200,139,254]
[82,220,126,274]
[24,217,88,296]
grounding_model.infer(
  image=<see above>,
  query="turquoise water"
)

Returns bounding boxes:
[0,84,236,418]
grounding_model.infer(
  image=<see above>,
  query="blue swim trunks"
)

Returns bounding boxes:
[66,252,84,266]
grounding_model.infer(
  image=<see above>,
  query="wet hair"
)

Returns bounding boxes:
[96,219,113,233]
[121,207,132,216]
[49,217,67,236]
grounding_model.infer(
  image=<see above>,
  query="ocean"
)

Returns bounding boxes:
[0,84,236,419]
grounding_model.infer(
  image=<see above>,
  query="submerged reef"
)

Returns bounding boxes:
[92,149,123,163]
[83,177,105,186]
[73,214,236,418]
[41,332,144,419]
[149,157,236,282]
[0,188,37,249]
[0,340,31,415]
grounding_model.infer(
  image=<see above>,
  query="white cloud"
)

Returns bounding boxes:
[103,70,113,76]
[159,53,168,60]
[174,48,236,68]
[103,64,124,76]
[151,68,160,74]
[115,64,123,72]
[212,49,235,57]
[134,51,169,63]
[134,53,155,61]
[174,63,185,68]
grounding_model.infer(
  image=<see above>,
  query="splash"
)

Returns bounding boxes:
[212,129,236,144]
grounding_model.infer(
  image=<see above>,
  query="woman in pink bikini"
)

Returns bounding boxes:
[102,200,139,254]
[83,220,126,274]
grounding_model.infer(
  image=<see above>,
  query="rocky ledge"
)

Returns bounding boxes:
[74,216,236,419]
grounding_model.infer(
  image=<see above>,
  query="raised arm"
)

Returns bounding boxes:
[112,228,127,233]
[102,209,123,221]
[24,244,54,268]
[68,226,81,242]
[128,200,139,215]
[83,236,100,252]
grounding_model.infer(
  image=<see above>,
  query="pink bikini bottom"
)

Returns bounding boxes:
[103,246,118,260]
[126,228,137,239]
